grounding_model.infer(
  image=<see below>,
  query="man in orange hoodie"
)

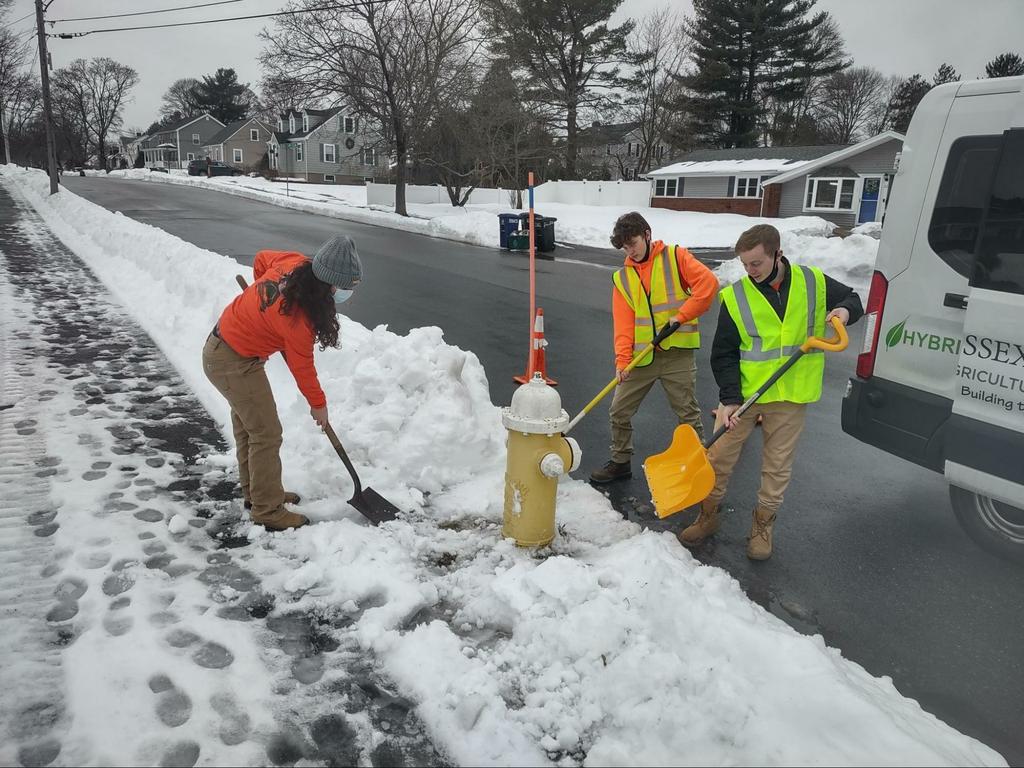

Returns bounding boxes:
[589,212,719,484]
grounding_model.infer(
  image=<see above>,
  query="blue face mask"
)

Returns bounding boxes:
[333,288,354,308]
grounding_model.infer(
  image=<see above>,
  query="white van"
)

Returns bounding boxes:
[842,76,1024,562]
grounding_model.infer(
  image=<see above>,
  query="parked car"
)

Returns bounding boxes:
[841,75,1024,562]
[187,159,241,177]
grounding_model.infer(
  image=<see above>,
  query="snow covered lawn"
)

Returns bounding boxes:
[1,164,997,766]
[102,168,866,272]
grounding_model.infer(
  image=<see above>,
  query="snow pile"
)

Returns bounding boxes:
[1,164,1002,766]
[715,231,878,294]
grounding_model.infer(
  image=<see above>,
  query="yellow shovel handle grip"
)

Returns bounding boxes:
[802,316,849,353]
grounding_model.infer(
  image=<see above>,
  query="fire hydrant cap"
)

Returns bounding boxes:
[502,373,569,434]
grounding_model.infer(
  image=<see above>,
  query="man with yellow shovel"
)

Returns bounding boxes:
[665,224,862,560]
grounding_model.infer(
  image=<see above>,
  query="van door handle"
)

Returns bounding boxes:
[943,292,968,310]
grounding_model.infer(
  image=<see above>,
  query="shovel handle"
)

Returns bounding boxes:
[705,317,849,449]
[236,274,249,290]
[323,422,364,496]
[565,320,680,434]
[803,316,848,353]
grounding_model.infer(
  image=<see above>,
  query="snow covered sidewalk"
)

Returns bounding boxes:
[1,164,1006,766]
[0,179,443,767]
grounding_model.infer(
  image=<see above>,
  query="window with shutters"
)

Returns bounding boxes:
[323,143,336,163]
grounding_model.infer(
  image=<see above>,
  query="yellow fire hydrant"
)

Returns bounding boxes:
[501,372,582,547]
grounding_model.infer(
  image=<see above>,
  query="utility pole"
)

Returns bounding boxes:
[0,105,10,165]
[35,0,59,194]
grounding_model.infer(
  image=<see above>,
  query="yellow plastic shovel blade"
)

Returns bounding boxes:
[642,424,717,518]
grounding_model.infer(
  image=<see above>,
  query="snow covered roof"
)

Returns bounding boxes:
[763,131,905,185]
[647,158,810,177]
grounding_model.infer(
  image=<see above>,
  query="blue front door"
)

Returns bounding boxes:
[858,177,881,223]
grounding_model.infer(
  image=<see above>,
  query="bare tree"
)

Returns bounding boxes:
[160,77,200,121]
[52,58,139,169]
[260,0,485,216]
[863,74,901,135]
[0,25,31,162]
[815,66,887,143]
[623,5,688,173]
[258,74,310,123]
[472,60,555,207]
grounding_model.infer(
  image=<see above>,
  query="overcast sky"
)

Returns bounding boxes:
[5,0,1023,130]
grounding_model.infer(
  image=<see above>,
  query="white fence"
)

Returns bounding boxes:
[531,180,652,207]
[366,183,516,207]
[366,179,653,209]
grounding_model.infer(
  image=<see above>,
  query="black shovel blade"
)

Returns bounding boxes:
[348,487,402,525]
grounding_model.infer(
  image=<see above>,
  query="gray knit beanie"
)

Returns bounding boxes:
[312,234,362,289]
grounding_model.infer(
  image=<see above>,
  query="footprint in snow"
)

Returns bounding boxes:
[148,675,192,728]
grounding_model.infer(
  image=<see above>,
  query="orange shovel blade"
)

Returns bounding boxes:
[642,424,716,518]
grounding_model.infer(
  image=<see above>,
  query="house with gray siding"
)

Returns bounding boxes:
[577,120,675,180]
[203,118,274,172]
[267,107,385,184]
[646,131,905,227]
[141,113,225,170]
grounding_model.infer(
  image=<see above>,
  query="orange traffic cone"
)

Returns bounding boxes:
[514,308,557,385]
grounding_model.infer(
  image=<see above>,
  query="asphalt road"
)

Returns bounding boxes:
[62,176,1024,764]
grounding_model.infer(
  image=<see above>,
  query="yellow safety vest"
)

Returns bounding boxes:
[612,245,700,367]
[720,265,827,403]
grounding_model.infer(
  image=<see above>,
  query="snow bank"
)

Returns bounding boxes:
[716,231,879,294]
[106,167,836,251]
[1,164,1001,767]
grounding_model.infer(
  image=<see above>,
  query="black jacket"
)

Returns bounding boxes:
[711,257,864,405]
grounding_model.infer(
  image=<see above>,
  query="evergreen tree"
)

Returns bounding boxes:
[484,0,638,178]
[932,62,960,85]
[985,52,1024,78]
[682,0,848,148]
[190,68,252,123]
[887,74,931,133]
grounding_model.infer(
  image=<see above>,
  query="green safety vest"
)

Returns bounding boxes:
[612,245,700,367]
[720,265,827,403]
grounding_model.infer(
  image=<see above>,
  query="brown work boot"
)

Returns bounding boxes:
[245,491,301,510]
[589,460,631,484]
[678,499,721,547]
[746,506,776,561]
[251,505,309,531]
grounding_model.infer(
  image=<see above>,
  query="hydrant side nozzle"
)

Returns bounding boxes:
[539,452,565,478]
[564,437,582,473]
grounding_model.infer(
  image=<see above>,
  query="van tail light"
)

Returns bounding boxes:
[856,270,888,379]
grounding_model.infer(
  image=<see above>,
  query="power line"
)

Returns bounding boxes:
[50,0,250,24]
[52,0,392,38]
[1,10,36,30]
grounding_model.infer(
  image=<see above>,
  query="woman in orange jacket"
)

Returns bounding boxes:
[202,234,362,530]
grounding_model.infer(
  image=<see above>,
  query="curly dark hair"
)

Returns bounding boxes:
[610,212,652,249]
[280,261,340,350]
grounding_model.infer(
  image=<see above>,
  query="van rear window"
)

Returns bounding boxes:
[973,129,1024,295]
[927,135,1002,278]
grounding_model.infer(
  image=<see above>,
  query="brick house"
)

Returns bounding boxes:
[647,131,905,227]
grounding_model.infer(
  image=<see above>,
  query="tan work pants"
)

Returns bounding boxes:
[609,347,704,464]
[202,334,285,518]
[705,401,807,514]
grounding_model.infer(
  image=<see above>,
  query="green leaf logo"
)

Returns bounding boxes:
[885,318,908,349]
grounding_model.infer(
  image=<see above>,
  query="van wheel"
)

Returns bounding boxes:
[949,485,1024,563]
